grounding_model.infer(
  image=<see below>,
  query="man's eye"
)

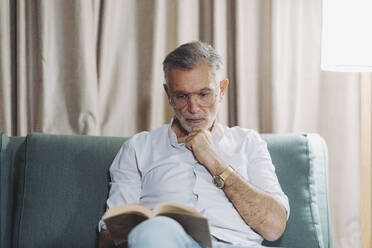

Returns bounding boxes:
[176,94,187,99]
[199,93,209,97]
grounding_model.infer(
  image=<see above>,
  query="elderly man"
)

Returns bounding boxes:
[99,41,289,248]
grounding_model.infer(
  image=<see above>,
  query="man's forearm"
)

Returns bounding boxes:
[221,164,287,241]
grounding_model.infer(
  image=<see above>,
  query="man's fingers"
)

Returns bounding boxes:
[185,138,194,150]
[186,143,193,151]
[183,129,209,150]
[191,126,204,132]
[185,135,194,145]
[184,129,207,145]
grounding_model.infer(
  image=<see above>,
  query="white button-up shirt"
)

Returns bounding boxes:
[99,120,290,246]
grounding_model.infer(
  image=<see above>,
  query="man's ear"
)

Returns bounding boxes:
[219,79,229,101]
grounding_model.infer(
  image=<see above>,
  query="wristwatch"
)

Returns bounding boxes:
[212,166,234,189]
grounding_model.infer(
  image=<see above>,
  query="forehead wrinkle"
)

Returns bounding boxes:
[167,60,220,97]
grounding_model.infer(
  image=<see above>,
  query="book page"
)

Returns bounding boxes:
[105,203,152,219]
[153,202,203,218]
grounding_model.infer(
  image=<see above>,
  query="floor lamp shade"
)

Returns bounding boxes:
[321,0,372,72]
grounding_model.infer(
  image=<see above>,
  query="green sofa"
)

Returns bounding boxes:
[0,132,332,248]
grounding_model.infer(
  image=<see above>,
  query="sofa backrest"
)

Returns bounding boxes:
[1,133,127,248]
[0,132,332,248]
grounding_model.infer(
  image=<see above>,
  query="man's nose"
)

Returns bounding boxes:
[187,94,200,113]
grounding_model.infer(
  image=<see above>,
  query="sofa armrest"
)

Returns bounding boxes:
[262,133,332,248]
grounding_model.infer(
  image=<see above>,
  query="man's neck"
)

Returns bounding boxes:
[171,118,189,142]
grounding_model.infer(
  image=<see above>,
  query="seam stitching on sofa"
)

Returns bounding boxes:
[16,134,29,248]
[320,136,332,248]
[305,134,321,248]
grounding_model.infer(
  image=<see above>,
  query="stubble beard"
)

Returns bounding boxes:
[175,104,219,133]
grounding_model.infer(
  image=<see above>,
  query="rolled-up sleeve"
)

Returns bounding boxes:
[246,131,290,220]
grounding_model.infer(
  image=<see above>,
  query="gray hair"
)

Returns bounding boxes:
[162,41,223,85]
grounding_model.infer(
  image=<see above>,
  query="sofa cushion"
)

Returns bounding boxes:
[13,133,126,248]
[262,134,330,248]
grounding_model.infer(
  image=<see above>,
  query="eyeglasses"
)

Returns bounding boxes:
[170,91,218,109]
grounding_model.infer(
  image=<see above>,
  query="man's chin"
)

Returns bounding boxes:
[182,120,208,132]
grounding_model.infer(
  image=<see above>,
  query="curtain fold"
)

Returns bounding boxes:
[0,0,16,135]
[0,0,360,247]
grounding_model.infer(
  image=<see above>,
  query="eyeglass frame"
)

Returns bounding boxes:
[168,88,220,109]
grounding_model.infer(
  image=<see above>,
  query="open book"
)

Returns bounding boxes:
[104,202,211,247]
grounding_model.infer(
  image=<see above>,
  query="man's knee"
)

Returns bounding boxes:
[128,216,192,247]
[131,216,184,236]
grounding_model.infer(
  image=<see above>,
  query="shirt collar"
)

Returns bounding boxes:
[167,118,180,148]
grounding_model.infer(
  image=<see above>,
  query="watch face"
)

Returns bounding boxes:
[213,176,224,189]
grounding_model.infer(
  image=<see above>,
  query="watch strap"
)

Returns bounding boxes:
[219,166,234,181]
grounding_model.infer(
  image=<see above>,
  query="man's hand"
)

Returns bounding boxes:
[182,129,227,176]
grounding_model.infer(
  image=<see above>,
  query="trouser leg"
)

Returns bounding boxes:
[128,216,202,248]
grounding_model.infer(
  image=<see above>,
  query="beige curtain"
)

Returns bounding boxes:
[0,0,361,247]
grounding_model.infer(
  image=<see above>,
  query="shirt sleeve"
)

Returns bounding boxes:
[245,131,290,220]
[98,140,142,231]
